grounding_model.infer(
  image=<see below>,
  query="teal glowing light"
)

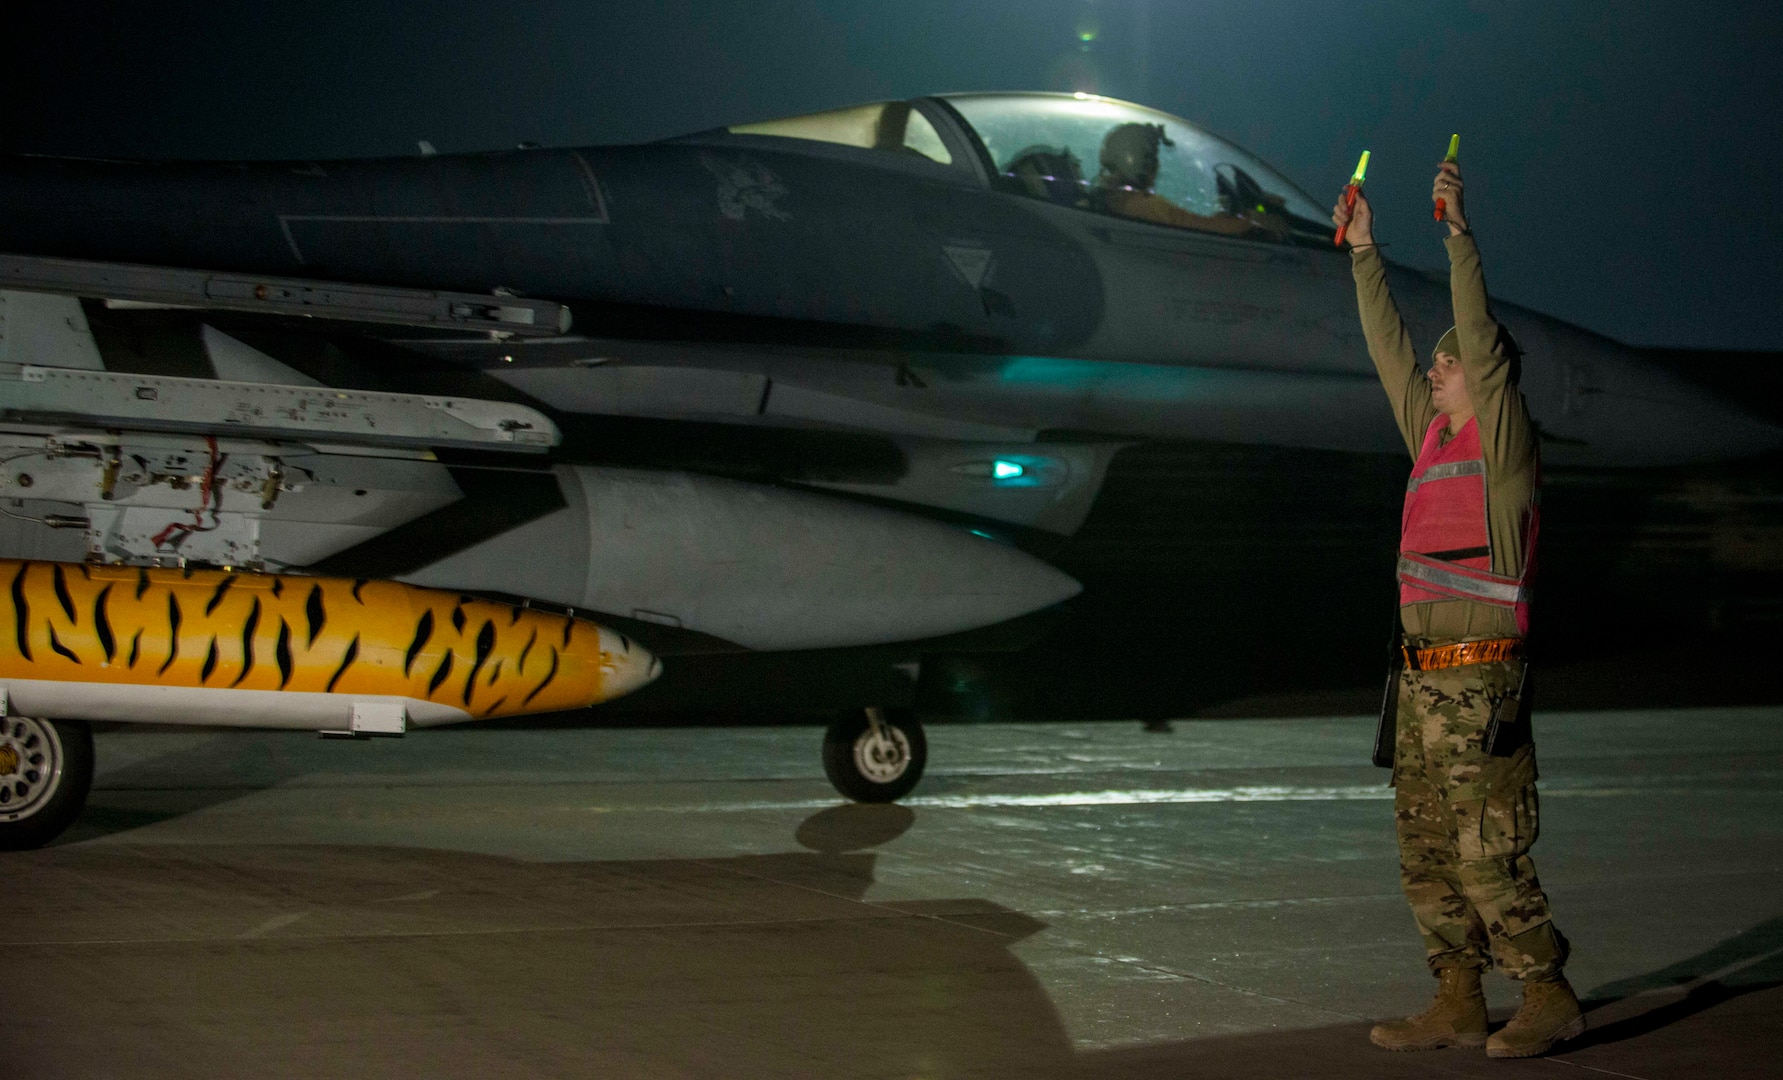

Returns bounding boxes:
[992,460,1025,480]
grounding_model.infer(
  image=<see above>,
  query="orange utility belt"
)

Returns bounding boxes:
[1402,637,1523,671]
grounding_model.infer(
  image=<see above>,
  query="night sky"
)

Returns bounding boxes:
[3,1,1780,350]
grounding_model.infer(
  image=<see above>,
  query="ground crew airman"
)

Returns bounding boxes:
[1333,160,1586,1059]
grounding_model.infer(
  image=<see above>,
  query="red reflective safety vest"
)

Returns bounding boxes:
[1397,415,1537,635]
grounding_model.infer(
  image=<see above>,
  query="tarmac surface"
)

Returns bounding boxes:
[3,708,1780,1079]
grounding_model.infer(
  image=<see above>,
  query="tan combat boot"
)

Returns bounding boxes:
[1486,975,1585,1058]
[1369,967,1488,1050]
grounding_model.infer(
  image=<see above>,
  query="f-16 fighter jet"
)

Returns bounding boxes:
[0,92,1774,847]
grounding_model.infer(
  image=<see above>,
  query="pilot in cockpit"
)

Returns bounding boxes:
[1091,122,1284,240]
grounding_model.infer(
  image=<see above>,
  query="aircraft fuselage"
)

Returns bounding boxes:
[0,95,1773,470]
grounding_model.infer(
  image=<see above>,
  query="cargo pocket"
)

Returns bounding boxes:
[1456,783,1539,862]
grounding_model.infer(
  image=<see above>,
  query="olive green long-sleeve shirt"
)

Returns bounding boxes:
[1352,234,1538,644]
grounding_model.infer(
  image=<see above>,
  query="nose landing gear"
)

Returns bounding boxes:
[0,714,94,851]
[822,706,926,803]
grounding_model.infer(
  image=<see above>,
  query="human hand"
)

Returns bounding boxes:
[1434,162,1467,235]
[1332,188,1374,247]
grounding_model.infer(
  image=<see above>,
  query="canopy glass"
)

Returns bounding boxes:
[943,92,1332,243]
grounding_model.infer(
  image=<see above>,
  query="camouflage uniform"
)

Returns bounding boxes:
[1394,658,1567,978]
[1354,233,1568,982]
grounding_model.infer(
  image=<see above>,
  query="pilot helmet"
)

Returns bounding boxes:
[1099,122,1174,186]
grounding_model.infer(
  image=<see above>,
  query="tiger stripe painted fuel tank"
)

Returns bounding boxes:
[0,560,660,729]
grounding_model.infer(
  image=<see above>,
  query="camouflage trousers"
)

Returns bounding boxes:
[1393,658,1568,980]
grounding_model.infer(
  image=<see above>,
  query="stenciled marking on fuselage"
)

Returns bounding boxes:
[942,243,995,290]
[699,153,791,222]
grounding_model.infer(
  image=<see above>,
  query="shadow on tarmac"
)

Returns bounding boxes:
[1574,916,1783,1049]
[794,801,916,852]
[8,797,1780,1078]
[54,725,322,845]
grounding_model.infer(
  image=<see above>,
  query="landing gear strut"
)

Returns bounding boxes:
[822,706,926,803]
[0,715,94,850]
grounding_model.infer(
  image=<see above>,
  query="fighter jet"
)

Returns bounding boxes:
[0,92,1774,847]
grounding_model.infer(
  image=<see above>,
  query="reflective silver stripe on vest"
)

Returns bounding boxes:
[1397,555,1528,605]
[1405,458,1485,493]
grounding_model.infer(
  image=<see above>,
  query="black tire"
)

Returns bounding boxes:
[0,716,95,851]
[822,707,926,803]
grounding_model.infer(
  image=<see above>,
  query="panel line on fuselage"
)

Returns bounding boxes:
[277,215,611,266]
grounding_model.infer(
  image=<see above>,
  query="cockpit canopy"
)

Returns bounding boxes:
[731,101,954,165]
[942,93,1330,243]
[726,92,1332,245]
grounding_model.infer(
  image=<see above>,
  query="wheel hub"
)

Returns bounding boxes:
[0,716,65,822]
[853,724,911,783]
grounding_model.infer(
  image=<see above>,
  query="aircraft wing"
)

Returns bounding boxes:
[1,252,1076,850]
[0,251,1087,657]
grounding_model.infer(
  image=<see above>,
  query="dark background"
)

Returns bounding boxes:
[4,2,1780,720]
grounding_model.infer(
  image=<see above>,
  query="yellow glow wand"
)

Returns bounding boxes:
[1435,133,1460,221]
[1333,149,1370,247]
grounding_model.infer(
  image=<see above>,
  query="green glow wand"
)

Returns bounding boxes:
[1333,150,1370,247]
[1435,134,1460,221]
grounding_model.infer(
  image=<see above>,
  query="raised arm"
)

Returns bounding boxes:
[1335,189,1436,457]
[1433,164,1535,477]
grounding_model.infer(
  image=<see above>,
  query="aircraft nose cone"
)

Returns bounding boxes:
[597,630,663,702]
[1543,349,1783,467]
[1580,391,1783,466]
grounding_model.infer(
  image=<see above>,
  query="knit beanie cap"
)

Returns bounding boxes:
[1432,326,1459,362]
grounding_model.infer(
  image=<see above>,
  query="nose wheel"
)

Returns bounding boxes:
[822,706,926,803]
[0,715,94,850]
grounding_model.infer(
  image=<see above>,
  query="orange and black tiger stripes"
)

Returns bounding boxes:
[0,560,621,718]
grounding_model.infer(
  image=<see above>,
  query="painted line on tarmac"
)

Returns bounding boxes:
[562,781,1751,814]
[555,787,1392,813]
[908,786,1393,808]
[910,783,1756,808]
[236,911,310,939]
